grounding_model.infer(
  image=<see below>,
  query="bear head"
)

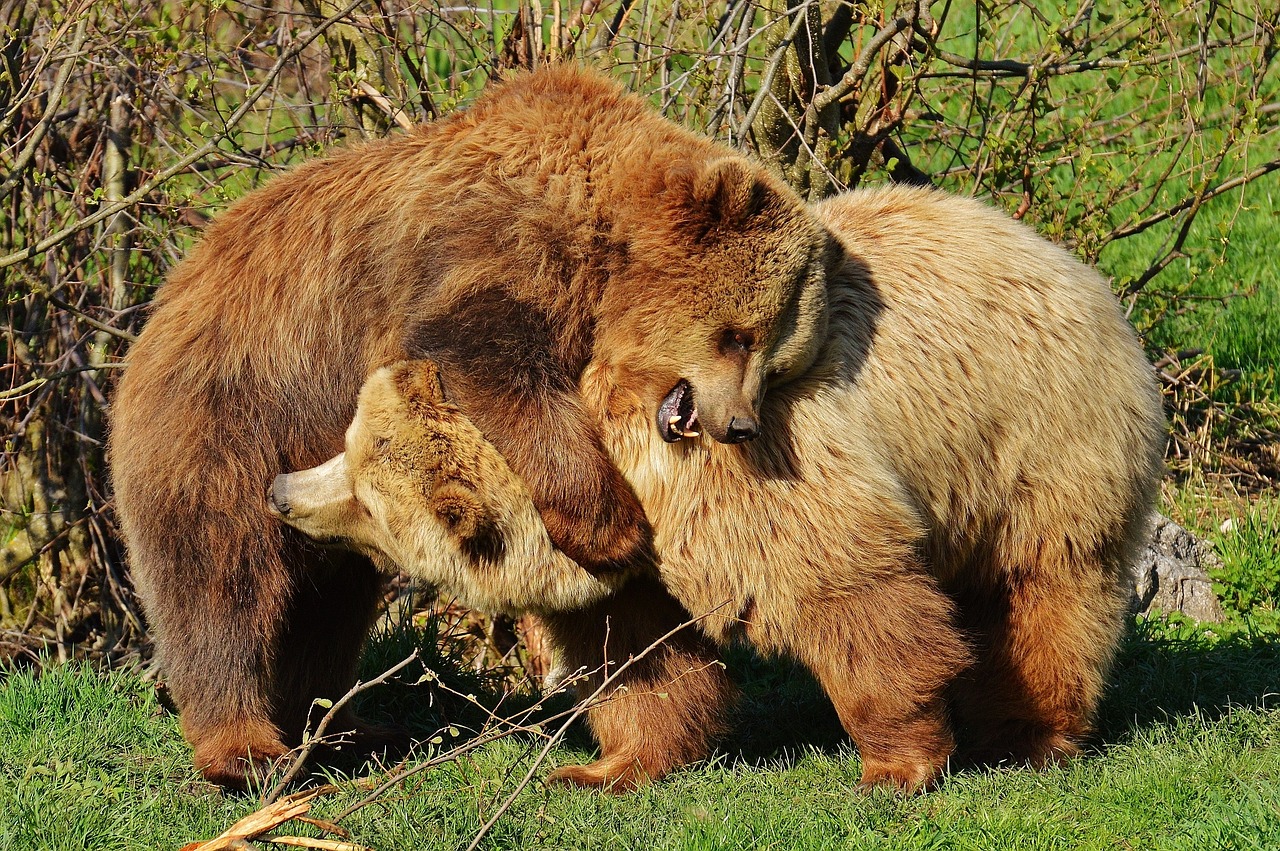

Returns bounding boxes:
[600,156,834,445]
[268,360,629,614]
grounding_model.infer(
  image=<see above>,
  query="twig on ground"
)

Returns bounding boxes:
[263,650,420,805]
[259,837,371,851]
[464,602,730,851]
[180,786,341,851]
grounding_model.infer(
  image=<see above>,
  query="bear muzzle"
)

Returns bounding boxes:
[266,453,353,528]
[723,415,760,443]
[266,476,294,518]
[657,379,761,444]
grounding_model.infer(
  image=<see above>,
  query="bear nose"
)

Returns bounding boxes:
[267,476,291,517]
[725,416,759,443]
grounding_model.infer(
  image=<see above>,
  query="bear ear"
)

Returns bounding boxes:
[430,483,505,564]
[391,359,448,414]
[681,158,769,230]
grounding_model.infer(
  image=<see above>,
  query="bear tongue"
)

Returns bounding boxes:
[657,379,699,442]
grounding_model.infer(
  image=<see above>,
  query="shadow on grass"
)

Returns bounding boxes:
[1096,617,1280,740]
[712,618,1280,772]
[291,618,563,784]
[326,614,1279,784]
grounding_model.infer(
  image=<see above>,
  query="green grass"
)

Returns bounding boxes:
[2,609,1280,850]
[1103,179,1280,403]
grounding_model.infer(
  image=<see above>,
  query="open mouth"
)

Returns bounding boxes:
[657,379,701,442]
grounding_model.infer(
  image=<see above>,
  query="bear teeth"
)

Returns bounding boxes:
[667,412,700,438]
[657,379,699,442]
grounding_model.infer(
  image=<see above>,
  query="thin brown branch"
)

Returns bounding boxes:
[0,0,366,272]
[931,33,1261,79]
[15,268,141,343]
[354,80,416,131]
[0,12,89,197]
[1109,158,1280,248]
[262,649,420,805]
[811,13,913,114]
[0,363,127,401]
[0,1,89,142]
[464,602,730,851]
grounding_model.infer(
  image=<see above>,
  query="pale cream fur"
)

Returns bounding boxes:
[585,184,1163,645]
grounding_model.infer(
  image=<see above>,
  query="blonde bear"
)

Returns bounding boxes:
[268,360,634,616]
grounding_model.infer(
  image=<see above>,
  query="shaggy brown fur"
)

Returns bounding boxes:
[276,186,1162,793]
[108,65,831,787]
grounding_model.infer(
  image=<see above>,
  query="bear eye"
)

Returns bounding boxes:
[720,329,754,355]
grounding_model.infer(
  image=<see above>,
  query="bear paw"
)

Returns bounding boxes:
[193,737,288,792]
[856,755,947,795]
[545,754,654,794]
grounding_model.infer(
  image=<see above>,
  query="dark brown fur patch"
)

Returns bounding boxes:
[410,289,653,575]
[429,483,506,564]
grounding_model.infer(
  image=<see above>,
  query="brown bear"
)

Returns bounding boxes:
[267,359,635,616]
[108,64,832,787]
[274,185,1165,793]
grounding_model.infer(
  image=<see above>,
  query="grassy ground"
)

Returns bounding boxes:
[1107,178,1280,402]
[9,482,1270,848]
[2,612,1279,850]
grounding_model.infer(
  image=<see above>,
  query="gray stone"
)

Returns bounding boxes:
[1130,512,1227,623]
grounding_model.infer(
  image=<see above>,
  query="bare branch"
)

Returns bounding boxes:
[464,602,730,850]
[262,650,421,804]
[0,11,89,197]
[812,13,913,114]
[0,0,366,272]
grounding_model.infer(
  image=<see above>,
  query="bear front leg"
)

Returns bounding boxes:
[791,569,972,793]
[409,292,654,576]
[538,575,736,791]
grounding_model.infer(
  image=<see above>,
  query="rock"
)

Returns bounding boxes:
[1130,512,1227,623]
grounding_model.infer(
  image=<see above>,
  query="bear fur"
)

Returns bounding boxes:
[268,360,634,615]
[108,64,832,787]
[279,185,1164,792]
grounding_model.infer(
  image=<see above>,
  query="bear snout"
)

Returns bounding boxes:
[724,415,759,443]
[266,476,292,517]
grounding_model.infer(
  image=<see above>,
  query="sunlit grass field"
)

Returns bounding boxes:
[2,611,1279,850]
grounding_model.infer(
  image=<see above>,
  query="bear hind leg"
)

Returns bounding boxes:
[131,522,292,790]
[539,576,736,792]
[947,542,1131,769]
